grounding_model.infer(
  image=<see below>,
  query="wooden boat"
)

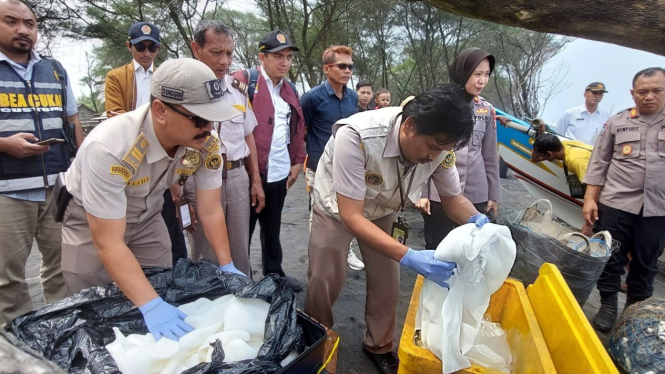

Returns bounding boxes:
[495,109,584,229]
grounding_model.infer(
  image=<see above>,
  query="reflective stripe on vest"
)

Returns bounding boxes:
[0,59,69,192]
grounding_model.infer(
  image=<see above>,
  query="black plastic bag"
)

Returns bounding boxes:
[11,259,304,373]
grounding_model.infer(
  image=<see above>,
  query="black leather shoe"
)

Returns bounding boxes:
[363,347,399,374]
[285,276,303,292]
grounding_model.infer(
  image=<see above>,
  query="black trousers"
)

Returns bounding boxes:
[249,177,288,277]
[162,189,188,264]
[422,201,490,249]
[595,203,665,300]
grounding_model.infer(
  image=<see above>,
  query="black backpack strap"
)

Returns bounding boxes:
[247,68,259,102]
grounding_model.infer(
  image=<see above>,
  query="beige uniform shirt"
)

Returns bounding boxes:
[314,107,461,220]
[583,106,665,217]
[215,75,258,162]
[65,104,223,223]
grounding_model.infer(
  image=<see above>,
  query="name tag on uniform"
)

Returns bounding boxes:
[178,198,193,230]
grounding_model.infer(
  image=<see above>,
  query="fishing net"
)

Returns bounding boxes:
[609,298,665,374]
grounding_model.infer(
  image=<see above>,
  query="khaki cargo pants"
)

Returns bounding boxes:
[0,190,66,328]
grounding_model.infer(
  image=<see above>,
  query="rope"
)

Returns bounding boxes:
[316,335,340,374]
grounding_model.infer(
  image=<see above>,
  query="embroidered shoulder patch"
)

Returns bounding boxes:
[205,154,222,170]
[600,123,608,135]
[128,176,149,186]
[111,165,132,182]
[122,134,149,172]
[365,172,383,186]
[441,151,456,169]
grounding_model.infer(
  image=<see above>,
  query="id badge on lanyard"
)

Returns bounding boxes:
[177,149,202,230]
[391,159,416,245]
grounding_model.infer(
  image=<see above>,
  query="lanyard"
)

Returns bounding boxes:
[395,158,417,218]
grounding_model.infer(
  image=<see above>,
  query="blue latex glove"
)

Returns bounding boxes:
[399,248,456,289]
[468,213,490,228]
[139,297,194,341]
[219,261,247,277]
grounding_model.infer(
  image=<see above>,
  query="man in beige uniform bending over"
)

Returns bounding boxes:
[305,87,490,374]
[60,58,243,341]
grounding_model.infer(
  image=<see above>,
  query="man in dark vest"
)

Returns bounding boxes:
[232,30,306,291]
[0,0,83,328]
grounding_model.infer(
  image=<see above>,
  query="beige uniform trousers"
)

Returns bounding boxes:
[61,200,171,296]
[187,167,251,275]
[304,206,399,354]
[0,190,65,328]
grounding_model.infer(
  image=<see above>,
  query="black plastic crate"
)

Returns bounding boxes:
[278,311,328,374]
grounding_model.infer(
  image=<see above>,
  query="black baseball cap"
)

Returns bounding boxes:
[128,22,160,45]
[259,30,299,53]
[586,82,608,93]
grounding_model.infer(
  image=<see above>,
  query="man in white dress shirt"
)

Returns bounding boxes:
[555,82,611,145]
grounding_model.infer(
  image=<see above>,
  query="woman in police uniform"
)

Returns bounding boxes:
[416,48,500,249]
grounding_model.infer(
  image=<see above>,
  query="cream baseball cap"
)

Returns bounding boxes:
[151,58,241,122]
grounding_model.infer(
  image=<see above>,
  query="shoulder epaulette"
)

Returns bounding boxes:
[122,133,149,172]
[629,107,639,118]
[232,78,248,96]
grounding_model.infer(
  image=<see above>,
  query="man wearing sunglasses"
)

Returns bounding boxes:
[300,45,364,271]
[61,58,244,341]
[105,22,161,118]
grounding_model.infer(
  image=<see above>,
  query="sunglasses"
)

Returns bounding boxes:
[325,63,354,71]
[133,43,159,53]
[163,102,210,128]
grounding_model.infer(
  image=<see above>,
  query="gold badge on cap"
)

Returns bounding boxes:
[141,25,151,35]
[622,145,633,155]
[441,151,456,168]
[205,154,222,170]
[276,33,286,43]
[365,172,383,186]
[183,149,203,168]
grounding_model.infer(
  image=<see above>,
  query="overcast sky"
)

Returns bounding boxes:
[51,35,665,121]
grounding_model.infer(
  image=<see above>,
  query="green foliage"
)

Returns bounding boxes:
[35,0,571,117]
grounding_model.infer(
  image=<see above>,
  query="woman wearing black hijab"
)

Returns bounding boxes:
[415,48,501,249]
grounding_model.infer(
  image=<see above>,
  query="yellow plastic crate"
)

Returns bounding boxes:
[398,276,556,374]
[526,263,619,374]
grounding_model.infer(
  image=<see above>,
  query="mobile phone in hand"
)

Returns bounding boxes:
[35,138,66,146]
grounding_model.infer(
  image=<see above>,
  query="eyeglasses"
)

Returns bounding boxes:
[163,102,210,128]
[325,63,354,71]
[133,43,159,53]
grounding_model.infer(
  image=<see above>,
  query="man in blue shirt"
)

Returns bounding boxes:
[300,45,364,270]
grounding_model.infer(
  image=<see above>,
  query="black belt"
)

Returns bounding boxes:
[225,158,245,170]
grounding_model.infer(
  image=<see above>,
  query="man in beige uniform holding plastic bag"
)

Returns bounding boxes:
[304,87,490,374]
[60,58,244,342]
